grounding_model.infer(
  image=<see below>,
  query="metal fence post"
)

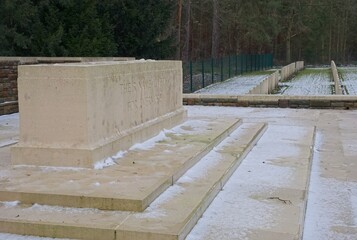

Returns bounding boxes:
[183,53,273,93]
[220,57,223,82]
[258,54,261,70]
[201,60,205,88]
[228,56,231,78]
[190,61,193,93]
[211,58,214,84]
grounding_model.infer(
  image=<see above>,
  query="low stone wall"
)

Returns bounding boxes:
[0,101,18,115]
[0,61,19,114]
[248,71,279,94]
[281,61,305,81]
[183,94,357,109]
[281,63,296,81]
[296,61,304,71]
[331,60,343,95]
[0,57,134,116]
[12,60,186,168]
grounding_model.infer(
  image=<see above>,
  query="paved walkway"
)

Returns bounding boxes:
[0,106,356,240]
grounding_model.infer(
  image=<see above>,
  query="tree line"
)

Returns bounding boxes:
[1,0,357,64]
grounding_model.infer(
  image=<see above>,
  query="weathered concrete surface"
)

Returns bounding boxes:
[0,113,266,240]
[281,61,304,81]
[296,61,304,71]
[187,123,315,240]
[0,106,356,240]
[183,94,357,109]
[281,63,296,81]
[303,111,357,240]
[331,60,343,95]
[1,117,240,211]
[248,71,279,94]
[12,60,186,168]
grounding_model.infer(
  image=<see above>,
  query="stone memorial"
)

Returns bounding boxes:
[11,60,186,167]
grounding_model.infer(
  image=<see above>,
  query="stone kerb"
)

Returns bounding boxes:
[248,71,279,94]
[282,63,294,81]
[11,60,186,168]
[331,60,342,95]
[281,62,304,81]
[295,61,304,71]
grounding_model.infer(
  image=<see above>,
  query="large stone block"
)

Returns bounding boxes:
[12,60,186,168]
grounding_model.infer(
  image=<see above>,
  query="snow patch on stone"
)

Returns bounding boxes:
[130,131,170,150]
[2,200,20,208]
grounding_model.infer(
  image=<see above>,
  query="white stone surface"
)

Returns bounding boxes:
[11,60,186,168]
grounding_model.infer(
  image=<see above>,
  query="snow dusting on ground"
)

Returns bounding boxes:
[340,67,357,95]
[303,131,357,240]
[187,124,311,240]
[0,233,70,240]
[0,113,19,147]
[194,73,271,95]
[278,68,332,95]
[1,107,356,240]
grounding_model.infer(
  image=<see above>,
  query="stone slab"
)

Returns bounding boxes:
[12,60,186,168]
[186,124,316,240]
[0,117,241,211]
[0,122,267,240]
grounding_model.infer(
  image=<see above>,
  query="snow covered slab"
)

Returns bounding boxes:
[194,72,273,95]
[0,122,266,240]
[278,68,332,95]
[186,125,316,240]
[0,117,241,212]
[303,111,357,240]
[0,113,18,148]
[340,67,357,95]
[115,123,267,240]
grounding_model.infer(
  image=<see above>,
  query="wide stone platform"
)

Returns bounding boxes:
[0,117,241,211]
[0,113,267,239]
[0,106,356,240]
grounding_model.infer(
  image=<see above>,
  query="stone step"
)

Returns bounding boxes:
[186,124,316,240]
[0,117,241,212]
[0,122,267,240]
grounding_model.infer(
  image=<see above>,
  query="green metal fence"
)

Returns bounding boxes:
[183,53,273,93]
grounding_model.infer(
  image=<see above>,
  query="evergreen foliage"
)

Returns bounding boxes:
[0,0,356,63]
[0,0,174,58]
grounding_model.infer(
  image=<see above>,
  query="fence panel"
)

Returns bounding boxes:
[183,53,273,93]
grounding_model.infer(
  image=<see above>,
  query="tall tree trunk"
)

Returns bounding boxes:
[175,0,183,59]
[211,0,220,58]
[182,0,191,62]
[328,0,332,61]
[286,23,292,63]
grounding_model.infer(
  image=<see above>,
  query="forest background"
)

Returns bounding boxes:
[1,0,356,64]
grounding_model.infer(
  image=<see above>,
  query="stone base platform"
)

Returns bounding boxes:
[0,117,241,212]
[11,108,186,168]
[0,119,267,240]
